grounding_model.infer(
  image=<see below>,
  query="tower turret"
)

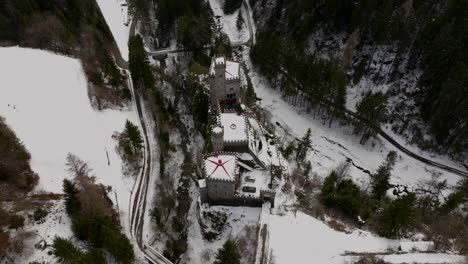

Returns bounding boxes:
[209,56,227,109]
[212,125,224,151]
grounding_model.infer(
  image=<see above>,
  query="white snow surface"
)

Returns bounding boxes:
[0,47,137,242]
[96,0,129,60]
[209,0,250,44]
[225,60,240,79]
[220,113,247,142]
[269,211,465,264]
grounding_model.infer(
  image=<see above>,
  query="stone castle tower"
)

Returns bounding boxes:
[212,125,224,151]
[209,56,241,111]
[209,57,227,109]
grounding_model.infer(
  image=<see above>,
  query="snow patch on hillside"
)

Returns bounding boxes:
[96,0,129,60]
[242,46,461,191]
[209,0,250,44]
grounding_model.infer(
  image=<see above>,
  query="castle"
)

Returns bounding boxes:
[208,56,241,111]
[199,56,276,207]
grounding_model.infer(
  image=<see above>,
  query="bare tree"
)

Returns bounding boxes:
[342,29,360,68]
[65,153,92,178]
[401,0,413,18]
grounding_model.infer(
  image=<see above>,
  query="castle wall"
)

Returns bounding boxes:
[206,179,236,201]
[224,79,241,101]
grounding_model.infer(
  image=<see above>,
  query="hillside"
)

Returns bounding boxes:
[249,0,468,162]
[1,0,130,108]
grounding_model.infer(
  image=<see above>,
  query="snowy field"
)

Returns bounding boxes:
[13,202,73,263]
[242,47,462,191]
[0,47,138,261]
[209,0,250,44]
[184,198,261,264]
[269,212,466,264]
[96,0,129,60]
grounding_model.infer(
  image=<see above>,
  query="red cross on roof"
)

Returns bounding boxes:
[207,157,233,178]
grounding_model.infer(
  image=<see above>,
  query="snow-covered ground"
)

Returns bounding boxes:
[269,211,466,264]
[96,0,129,60]
[13,202,74,263]
[209,0,250,44]
[184,198,261,264]
[0,47,138,261]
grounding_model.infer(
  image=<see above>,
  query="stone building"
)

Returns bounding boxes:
[200,154,239,202]
[209,56,241,110]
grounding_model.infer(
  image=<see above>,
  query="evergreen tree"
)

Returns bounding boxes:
[355,92,388,144]
[296,129,312,161]
[371,151,397,200]
[82,248,106,264]
[244,80,256,107]
[378,193,416,238]
[52,237,83,264]
[129,34,154,90]
[320,170,365,218]
[214,240,240,264]
[63,179,80,215]
[223,0,242,15]
[124,120,143,154]
[236,10,245,31]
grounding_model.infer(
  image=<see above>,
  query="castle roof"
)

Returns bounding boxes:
[219,113,247,142]
[225,61,239,80]
[209,57,240,80]
[213,126,223,134]
[204,154,237,181]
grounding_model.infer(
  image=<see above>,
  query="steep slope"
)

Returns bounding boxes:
[249,0,468,161]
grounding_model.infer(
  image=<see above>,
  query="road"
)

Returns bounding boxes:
[109,16,172,264]
[277,68,468,178]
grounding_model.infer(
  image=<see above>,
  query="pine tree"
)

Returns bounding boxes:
[378,193,416,238]
[236,9,245,31]
[52,237,83,264]
[371,151,397,200]
[214,240,240,264]
[355,92,387,144]
[244,80,256,107]
[124,120,143,154]
[296,129,312,161]
[63,179,80,215]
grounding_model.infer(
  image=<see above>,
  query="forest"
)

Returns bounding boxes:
[250,0,468,157]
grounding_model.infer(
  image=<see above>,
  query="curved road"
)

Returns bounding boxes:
[278,68,468,178]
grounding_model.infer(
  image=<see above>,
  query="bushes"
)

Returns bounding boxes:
[223,0,242,15]
[8,215,25,230]
[320,170,366,218]
[0,117,38,191]
[129,34,154,90]
[214,239,241,264]
[377,193,416,239]
[33,208,48,221]
[52,237,106,264]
